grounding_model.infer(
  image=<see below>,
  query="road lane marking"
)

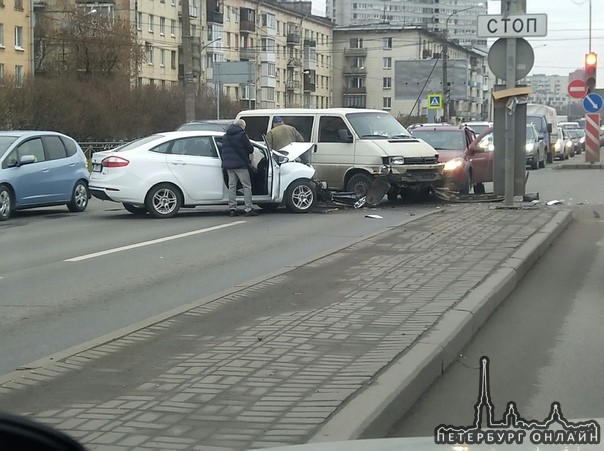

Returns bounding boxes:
[65,221,246,262]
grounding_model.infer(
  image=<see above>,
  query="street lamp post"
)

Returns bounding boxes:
[442,3,483,123]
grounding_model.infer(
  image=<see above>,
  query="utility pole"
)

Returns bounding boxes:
[182,0,195,122]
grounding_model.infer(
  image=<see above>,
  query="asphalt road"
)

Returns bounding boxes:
[388,158,604,437]
[0,197,435,377]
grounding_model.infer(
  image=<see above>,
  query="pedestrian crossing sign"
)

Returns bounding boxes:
[427,94,443,109]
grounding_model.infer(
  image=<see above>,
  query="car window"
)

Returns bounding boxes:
[18,138,46,162]
[281,116,314,141]
[60,136,79,157]
[318,116,349,143]
[43,136,68,160]
[0,136,18,158]
[171,137,218,157]
[241,116,270,141]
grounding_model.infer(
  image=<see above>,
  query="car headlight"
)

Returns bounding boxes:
[525,143,535,152]
[554,141,561,151]
[443,157,464,171]
[580,137,586,144]
[565,141,572,148]
[389,156,405,165]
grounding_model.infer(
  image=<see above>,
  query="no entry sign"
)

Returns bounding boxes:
[568,79,588,99]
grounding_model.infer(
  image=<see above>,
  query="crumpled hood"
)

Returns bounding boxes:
[371,138,439,158]
[272,142,315,162]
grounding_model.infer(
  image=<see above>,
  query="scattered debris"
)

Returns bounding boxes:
[365,214,383,219]
[546,200,563,206]
[594,210,601,219]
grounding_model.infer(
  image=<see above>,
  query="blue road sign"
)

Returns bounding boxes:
[427,94,442,109]
[583,92,604,113]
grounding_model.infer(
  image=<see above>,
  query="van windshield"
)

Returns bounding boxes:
[527,115,546,133]
[346,112,412,139]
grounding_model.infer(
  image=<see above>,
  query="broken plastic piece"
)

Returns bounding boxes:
[364,214,383,219]
[546,200,562,206]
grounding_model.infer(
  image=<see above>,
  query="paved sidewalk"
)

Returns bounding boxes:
[0,204,572,451]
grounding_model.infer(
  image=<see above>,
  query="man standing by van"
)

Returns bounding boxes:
[266,116,304,151]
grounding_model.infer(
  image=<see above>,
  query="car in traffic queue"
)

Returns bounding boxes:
[0,131,90,221]
[525,122,547,169]
[553,127,574,160]
[89,131,320,218]
[566,128,585,155]
[409,124,493,194]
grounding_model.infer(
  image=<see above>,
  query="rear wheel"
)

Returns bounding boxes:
[146,183,182,218]
[346,173,374,198]
[284,179,316,213]
[67,181,89,212]
[0,185,13,221]
[123,203,148,215]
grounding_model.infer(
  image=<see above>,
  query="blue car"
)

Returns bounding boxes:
[0,131,90,221]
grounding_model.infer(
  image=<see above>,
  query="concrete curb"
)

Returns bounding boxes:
[309,208,573,443]
[555,163,603,169]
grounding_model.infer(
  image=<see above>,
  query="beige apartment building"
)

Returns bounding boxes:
[332,25,489,122]
[214,0,333,110]
[1,0,33,84]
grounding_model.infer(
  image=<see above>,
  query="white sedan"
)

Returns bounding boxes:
[89,131,319,218]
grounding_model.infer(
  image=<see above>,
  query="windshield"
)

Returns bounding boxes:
[466,123,489,134]
[0,136,18,158]
[411,129,466,150]
[346,112,411,139]
[527,115,546,132]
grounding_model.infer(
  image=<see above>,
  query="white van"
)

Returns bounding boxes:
[236,108,444,198]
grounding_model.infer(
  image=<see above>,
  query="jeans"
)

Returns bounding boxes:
[227,168,253,212]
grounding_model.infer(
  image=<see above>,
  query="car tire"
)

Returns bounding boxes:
[530,157,538,170]
[123,203,148,215]
[547,152,553,164]
[67,181,89,213]
[257,203,279,212]
[284,179,316,213]
[146,183,182,218]
[539,152,546,168]
[473,183,486,195]
[346,173,374,198]
[387,190,399,202]
[0,184,13,221]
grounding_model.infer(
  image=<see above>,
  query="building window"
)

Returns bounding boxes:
[148,15,154,33]
[136,12,142,30]
[171,50,176,69]
[0,24,4,48]
[14,26,23,50]
[352,57,364,68]
[261,13,276,29]
[15,0,23,9]
[383,97,391,109]
[383,57,391,69]
[146,42,153,64]
[160,49,165,67]
[383,77,391,89]
[160,17,165,35]
[171,19,176,37]
[15,65,24,86]
[383,37,392,49]
[349,38,363,48]
[0,64,4,84]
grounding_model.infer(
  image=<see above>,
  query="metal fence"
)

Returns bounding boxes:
[78,141,128,159]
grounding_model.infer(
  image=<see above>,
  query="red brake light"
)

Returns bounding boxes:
[102,156,129,168]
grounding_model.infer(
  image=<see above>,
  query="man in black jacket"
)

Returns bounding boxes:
[221,119,257,217]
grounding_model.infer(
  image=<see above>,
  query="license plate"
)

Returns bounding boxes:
[92,163,102,172]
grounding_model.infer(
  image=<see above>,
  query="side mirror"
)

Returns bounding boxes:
[338,129,353,143]
[19,155,37,166]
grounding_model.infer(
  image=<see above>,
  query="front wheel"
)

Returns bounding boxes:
[146,183,182,218]
[284,179,316,213]
[0,184,13,221]
[346,173,374,198]
[67,181,89,212]
[123,203,148,215]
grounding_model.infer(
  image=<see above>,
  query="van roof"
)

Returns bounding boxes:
[238,108,390,115]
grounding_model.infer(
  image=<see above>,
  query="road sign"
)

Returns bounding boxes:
[477,14,547,38]
[487,38,534,80]
[568,79,588,99]
[583,92,604,113]
[427,94,442,110]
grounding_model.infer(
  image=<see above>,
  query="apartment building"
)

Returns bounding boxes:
[215,0,333,109]
[332,25,488,121]
[1,0,32,84]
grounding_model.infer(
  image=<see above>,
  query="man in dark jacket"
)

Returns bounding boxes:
[221,119,257,216]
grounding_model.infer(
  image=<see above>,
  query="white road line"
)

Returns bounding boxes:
[65,221,246,262]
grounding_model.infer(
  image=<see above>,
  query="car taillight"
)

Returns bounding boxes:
[102,156,129,168]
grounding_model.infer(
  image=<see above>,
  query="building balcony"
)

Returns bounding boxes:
[344,66,367,75]
[287,58,301,68]
[240,19,255,33]
[286,80,300,91]
[287,33,300,45]
[207,10,223,24]
[344,48,367,57]
[240,47,255,61]
[343,87,367,94]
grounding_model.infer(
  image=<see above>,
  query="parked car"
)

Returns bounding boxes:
[0,131,90,221]
[410,125,492,194]
[176,119,233,132]
[462,121,493,135]
[553,126,573,160]
[89,131,319,218]
[525,123,546,169]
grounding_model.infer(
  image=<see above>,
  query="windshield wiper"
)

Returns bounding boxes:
[390,134,412,139]
[360,134,389,139]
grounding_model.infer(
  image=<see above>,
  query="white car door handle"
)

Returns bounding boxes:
[171,160,187,165]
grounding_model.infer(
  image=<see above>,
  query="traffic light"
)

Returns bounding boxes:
[585,52,597,92]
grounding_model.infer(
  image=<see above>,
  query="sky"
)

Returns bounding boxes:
[488,0,604,76]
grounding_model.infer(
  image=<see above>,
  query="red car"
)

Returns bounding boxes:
[410,124,493,194]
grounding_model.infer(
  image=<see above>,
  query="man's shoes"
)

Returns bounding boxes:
[244,209,258,217]
[229,209,239,217]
